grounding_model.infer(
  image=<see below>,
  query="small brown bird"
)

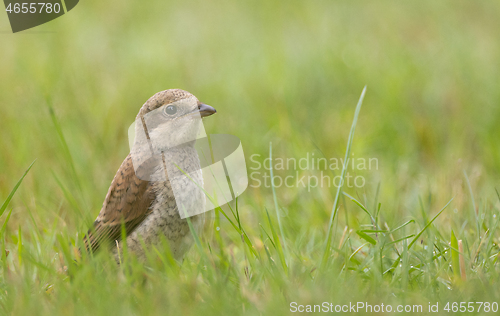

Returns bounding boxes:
[83,89,216,262]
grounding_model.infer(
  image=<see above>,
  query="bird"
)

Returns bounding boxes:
[83,89,216,262]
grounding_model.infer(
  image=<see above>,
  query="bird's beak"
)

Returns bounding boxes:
[198,103,217,117]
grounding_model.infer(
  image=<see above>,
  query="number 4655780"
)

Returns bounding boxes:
[444,302,498,313]
[5,3,61,14]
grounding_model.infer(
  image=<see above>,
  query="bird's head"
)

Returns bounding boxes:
[135,89,216,152]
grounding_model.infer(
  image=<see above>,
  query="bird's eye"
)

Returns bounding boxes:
[164,105,177,116]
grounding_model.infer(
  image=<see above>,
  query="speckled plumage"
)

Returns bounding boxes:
[83,89,216,262]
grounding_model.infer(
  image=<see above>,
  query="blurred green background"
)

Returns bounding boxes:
[1,0,500,314]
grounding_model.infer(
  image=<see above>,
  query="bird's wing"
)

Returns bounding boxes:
[83,154,157,252]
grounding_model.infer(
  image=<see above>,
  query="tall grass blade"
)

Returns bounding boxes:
[265,208,287,273]
[390,220,415,233]
[0,160,36,217]
[343,192,376,226]
[48,105,83,194]
[450,229,460,279]
[1,209,13,235]
[269,142,288,264]
[52,171,84,218]
[322,86,366,267]
[463,170,479,240]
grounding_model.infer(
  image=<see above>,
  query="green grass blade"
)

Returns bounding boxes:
[17,225,23,265]
[1,209,13,235]
[343,192,375,225]
[401,237,409,290]
[356,230,377,245]
[269,142,288,263]
[259,223,276,249]
[52,171,84,218]
[56,233,74,274]
[408,198,453,249]
[0,160,36,217]
[388,197,453,271]
[463,170,479,240]
[450,229,460,279]
[390,220,415,233]
[180,205,203,253]
[387,234,415,245]
[48,105,83,194]
[265,208,287,273]
[322,86,366,267]
[348,243,368,264]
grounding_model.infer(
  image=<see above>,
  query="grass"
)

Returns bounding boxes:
[1,0,500,314]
